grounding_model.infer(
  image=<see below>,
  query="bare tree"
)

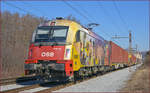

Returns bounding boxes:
[1,11,45,78]
[65,14,81,24]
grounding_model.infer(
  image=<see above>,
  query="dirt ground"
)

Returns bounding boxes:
[120,52,150,93]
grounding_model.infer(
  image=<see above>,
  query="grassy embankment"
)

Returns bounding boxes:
[121,51,150,92]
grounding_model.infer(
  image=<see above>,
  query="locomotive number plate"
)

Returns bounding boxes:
[41,52,54,57]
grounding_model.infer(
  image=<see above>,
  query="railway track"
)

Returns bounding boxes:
[1,78,73,93]
[2,83,40,93]
[0,75,37,85]
[1,64,139,93]
[35,70,118,93]
[1,80,63,93]
[36,65,139,93]
[0,77,18,85]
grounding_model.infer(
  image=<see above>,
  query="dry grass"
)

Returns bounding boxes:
[120,52,150,93]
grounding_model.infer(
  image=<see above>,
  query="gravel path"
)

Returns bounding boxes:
[3,64,140,93]
[20,87,50,93]
[53,64,141,92]
[0,80,41,92]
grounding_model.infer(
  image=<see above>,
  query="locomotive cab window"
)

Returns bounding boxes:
[33,26,69,43]
[76,30,80,42]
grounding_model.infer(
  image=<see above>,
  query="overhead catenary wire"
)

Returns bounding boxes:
[113,0,130,31]
[131,31,139,49]
[64,1,120,44]
[20,2,48,18]
[67,2,113,37]
[63,1,112,39]
[70,2,113,38]
[98,2,127,34]
[112,1,138,47]
[19,1,127,44]
[4,1,123,45]
[97,1,131,47]
[74,2,98,22]
[63,1,93,23]
[3,1,34,16]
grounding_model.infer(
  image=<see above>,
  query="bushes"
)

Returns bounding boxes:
[142,50,150,68]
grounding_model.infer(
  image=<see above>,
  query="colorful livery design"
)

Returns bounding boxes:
[25,18,136,81]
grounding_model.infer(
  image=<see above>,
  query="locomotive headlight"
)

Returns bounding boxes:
[64,45,72,60]
[65,49,71,59]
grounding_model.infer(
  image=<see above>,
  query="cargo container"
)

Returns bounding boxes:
[109,41,129,68]
[131,54,136,65]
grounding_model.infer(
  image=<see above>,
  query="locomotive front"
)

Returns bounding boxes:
[24,19,75,81]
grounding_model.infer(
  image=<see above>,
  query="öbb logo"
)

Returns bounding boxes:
[41,52,54,57]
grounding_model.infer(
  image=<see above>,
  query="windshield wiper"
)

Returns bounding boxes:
[48,27,59,46]
[51,39,58,46]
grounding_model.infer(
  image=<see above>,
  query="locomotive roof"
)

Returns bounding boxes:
[39,19,107,43]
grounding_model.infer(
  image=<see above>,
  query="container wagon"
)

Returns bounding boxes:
[109,41,129,69]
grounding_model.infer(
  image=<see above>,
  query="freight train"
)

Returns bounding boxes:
[24,18,136,82]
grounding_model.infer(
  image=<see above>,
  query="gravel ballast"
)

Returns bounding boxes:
[53,64,141,92]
